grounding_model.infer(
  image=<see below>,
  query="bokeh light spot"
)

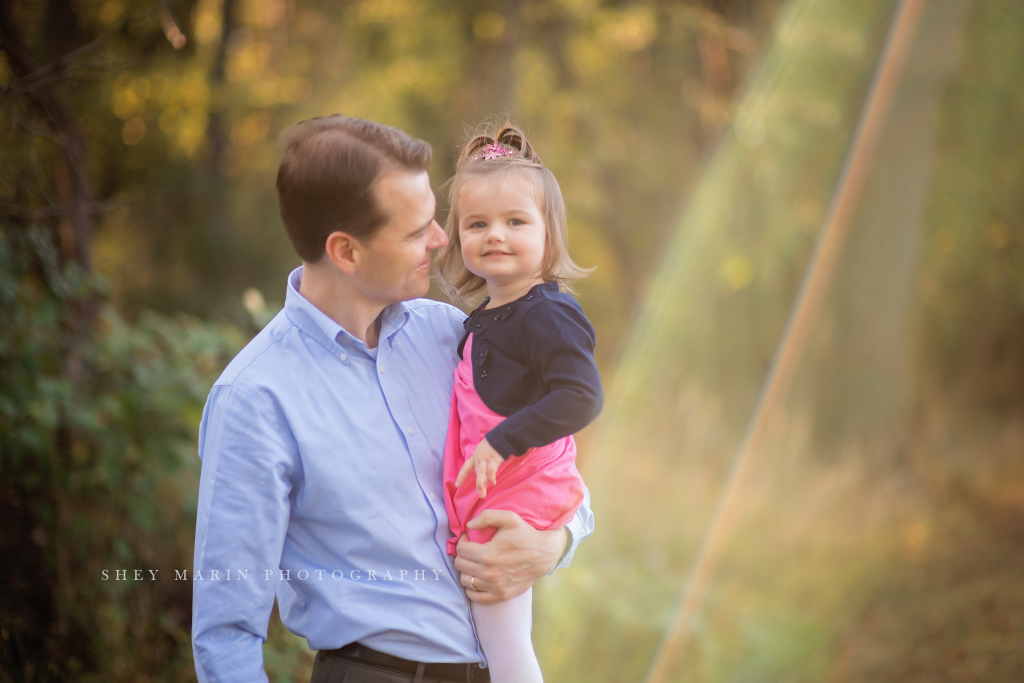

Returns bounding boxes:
[122,117,147,145]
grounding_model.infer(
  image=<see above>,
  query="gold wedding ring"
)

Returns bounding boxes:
[469,576,475,590]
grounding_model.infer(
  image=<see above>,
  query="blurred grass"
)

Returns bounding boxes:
[534,402,1024,682]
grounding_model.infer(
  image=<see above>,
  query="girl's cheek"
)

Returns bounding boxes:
[460,240,476,266]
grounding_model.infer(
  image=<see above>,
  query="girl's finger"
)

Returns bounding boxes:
[476,467,488,498]
[488,461,498,487]
[455,458,474,487]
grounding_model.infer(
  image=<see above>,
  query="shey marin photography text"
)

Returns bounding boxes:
[101,568,448,582]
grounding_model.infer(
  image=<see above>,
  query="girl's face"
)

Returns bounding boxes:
[457,173,547,291]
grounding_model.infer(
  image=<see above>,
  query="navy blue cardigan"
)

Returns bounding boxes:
[457,282,604,458]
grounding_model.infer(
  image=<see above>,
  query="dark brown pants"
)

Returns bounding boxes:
[310,650,486,683]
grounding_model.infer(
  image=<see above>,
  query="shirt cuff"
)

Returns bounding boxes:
[550,488,593,573]
[483,428,515,459]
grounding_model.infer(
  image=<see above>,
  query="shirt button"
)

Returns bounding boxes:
[407,427,414,436]
[379,366,385,373]
[340,353,347,361]
[430,492,437,502]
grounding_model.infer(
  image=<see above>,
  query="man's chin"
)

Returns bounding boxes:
[400,277,431,302]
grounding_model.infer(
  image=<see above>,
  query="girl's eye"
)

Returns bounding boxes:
[509,218,523,226]
[468,221,486,229]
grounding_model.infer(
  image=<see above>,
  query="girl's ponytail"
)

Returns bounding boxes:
[455,134,495,172]
[454,122,541,174]
[494,124,540,164]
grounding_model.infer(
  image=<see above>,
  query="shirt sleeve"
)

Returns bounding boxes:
[192,384,297,683]
[484,300,604,458]
[552,485,595,573]
[442,302,468,338]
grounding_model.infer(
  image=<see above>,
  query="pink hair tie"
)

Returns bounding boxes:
[473,142,516,160]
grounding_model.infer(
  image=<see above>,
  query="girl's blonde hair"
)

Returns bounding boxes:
[436,121,594,304]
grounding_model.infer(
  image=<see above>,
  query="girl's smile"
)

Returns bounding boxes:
[457,173,547,308]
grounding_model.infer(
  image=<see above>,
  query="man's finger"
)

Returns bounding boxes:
[461,572,483,591]
[466,508,521,530]
[466,588,505,604]
[455,458,474,487]
[453,538,484,573]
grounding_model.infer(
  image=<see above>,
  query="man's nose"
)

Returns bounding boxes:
[427,220,447,249]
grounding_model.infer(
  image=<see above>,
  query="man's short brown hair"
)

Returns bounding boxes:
[276,115,432,262]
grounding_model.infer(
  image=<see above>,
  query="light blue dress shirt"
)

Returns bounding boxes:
[192,267,595,683]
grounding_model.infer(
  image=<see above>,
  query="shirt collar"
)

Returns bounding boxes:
[284,266,411,356]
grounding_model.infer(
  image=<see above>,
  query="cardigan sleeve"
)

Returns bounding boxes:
[484,299,604,458]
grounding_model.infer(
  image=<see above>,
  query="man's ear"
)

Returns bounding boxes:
[324,231,361,274]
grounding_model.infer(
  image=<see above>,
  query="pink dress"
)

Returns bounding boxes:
[443,334,586,556]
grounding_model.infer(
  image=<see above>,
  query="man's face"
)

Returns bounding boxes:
[355,169,447,305]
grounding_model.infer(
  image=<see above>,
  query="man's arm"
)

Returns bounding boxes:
[453,485,594,603]
[192,385,295,683]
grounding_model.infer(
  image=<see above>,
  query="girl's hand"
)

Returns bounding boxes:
[455,438,505,498]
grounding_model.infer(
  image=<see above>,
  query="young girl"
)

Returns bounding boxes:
[437,123,603,683]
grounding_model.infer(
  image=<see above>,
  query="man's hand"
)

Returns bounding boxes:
[454,438,504,498]
[454,510,568,604]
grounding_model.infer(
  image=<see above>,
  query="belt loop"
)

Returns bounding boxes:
[412,662,425,683]
[465,663,472,683]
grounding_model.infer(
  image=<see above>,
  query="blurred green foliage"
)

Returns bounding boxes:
[919,0,1024,411]
[0,222,242,678]
[0,0,781,362]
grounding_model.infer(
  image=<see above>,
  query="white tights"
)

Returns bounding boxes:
[470,587,544,683]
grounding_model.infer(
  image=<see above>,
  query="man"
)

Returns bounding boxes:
[191,115,594,683]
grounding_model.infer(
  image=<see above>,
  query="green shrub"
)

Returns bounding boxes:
[0,223,243,680]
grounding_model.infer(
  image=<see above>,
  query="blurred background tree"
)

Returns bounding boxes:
[1,0,1022,680]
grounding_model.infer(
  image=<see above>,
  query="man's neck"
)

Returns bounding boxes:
[299,261,385,348]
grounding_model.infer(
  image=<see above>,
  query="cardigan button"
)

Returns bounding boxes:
[526,295,533,300]
[493,315,500,321]
[475,324,481,328]
[480,370,488,378]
